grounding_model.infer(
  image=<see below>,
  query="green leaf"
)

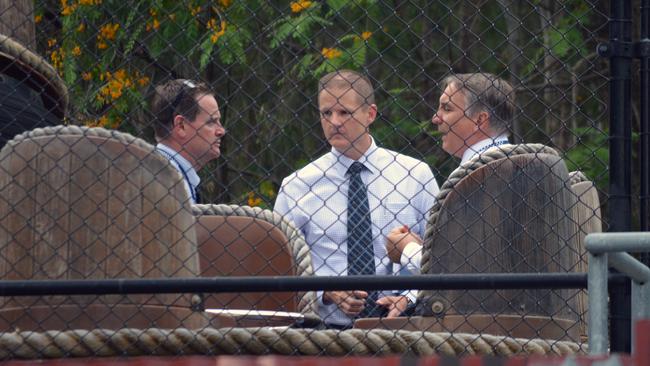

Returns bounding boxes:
[350,39,367,67]
[326,0,347,13]
[314,59,337,76]
[218,26,250,65]
[269,18,294,49]
[198,35,215,70]
[63,54,77,87]
[292,54,315,78]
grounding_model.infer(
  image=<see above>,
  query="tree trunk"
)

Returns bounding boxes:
[496,0,523,143]
[539,1,572,150]
[0,0,35,50]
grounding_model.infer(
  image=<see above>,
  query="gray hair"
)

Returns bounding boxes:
[318,69,375,106]
[442,73,515,135]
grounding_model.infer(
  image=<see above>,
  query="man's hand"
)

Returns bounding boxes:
[323,290,368,316]
[385,225,422,263]
[376,295,410,318]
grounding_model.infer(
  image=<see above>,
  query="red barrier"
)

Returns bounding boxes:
[637,319,650,366]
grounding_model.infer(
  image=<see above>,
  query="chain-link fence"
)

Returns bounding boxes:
[0,0,632,360]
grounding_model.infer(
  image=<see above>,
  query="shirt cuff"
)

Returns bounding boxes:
[404,290,417,304]
[400,242,422,267]
[317,290,326,306]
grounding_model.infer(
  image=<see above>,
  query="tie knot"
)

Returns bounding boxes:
[348,162,365,175]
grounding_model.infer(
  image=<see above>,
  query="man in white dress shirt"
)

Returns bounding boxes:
[274,70,439,328]
[385,73,515,273]
[150,79,226,203]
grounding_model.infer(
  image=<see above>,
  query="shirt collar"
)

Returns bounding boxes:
[460,135,510,164]
[330,136,379,174]
[156,143,201,189]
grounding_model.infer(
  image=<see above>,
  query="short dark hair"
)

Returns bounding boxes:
[318,70,375,105]
[442,73,515,135]
[151,79,213,139]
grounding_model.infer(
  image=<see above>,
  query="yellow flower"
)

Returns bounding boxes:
[321,47,342,59]
[50,49,64,71]
[361,31,372,40]
[97,41,108,50]
[99,23,120,41]
[71,46,81,57]
[77,23,86,33]
[97,69,135,103]
[152,18,160,30]
[209,20,227,44]
[114,69,127,80]
[190,5,202,16]
[137,76,150,87]
[218,0,232,7]
[81,72,92,81]
[290,0,312,13]
[168,13,176,21]
[34,15,42,24]
[61,0,77,16]
[47,38,57,48]
[247,192,263,207]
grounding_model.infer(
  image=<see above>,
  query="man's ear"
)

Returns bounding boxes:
[475,111,491,132]
[172,114,187,138]
[366,103,378,127]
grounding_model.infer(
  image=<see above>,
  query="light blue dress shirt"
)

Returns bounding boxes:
[155,143,201,204]
[274,138,439,326]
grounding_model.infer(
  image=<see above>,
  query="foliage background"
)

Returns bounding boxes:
[32,0,611,216]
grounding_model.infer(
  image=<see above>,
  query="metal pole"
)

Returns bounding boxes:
[609,252,650,283]
[0,273,591,296]
[607,0,633,352]
[641,0,650,238]
[586,232,650,252]
[589,252,610,355]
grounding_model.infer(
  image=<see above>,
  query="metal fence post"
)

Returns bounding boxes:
[640,0,650,239]
[604,0,634,353]
[588,251,609,355]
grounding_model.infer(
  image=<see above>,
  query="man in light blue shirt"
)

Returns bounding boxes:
[274,70,439,328]
[385,73,515,273]
[150,79,226,203]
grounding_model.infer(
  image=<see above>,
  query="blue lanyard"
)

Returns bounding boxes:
[156,148,198,203]
[476,139,509,155]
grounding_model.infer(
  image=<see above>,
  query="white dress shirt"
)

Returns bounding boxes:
[399,135,510,273]
[155,143,201,204]
[274,138,439,326]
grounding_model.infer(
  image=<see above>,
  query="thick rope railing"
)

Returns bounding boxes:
[418,143,560,279]
[4,125,158,154]
[0,34,68,118]
[0,327,581,359]
[192,203,320,318]
[568,170,589,186]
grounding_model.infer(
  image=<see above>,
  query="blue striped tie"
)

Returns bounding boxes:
[347,162,383,318]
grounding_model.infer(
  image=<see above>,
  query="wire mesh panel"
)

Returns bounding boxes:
[0,0,615,359]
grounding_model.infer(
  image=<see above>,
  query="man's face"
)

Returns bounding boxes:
[431,84,482,158]
[182,93,225,168]
[318,87,375,157]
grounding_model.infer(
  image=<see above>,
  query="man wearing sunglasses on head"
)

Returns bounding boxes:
[150,79,226,204]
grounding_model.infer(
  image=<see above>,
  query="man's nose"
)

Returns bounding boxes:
[329,113,344,126]
[216,125,226,136]
[431,113,441,125]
